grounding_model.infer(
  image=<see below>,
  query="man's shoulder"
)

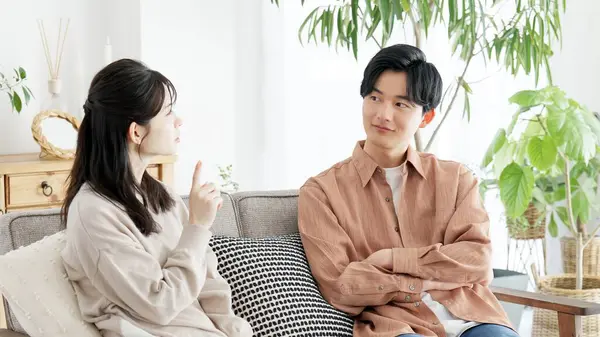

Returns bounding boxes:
[417,152,475,178]
[301,157,355,189]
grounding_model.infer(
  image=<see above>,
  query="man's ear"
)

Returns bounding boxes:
[419,109,436,128]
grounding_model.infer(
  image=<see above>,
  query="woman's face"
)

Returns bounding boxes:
[136,96,183,156]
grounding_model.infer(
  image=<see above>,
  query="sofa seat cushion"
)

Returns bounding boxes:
[0,231,100,337]
[209,233,353,336]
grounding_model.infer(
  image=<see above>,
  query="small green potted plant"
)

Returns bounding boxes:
[0,66,33,113]
[218,164,239,193]
[483,85,600,335]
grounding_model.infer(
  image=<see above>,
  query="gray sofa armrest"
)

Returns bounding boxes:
[0,329,27,337]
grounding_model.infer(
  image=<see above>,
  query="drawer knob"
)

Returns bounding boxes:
[41,181,54,197]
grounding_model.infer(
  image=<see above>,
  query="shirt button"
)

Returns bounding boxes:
[404,295,411,301]
[385,197,391,202]
[394,226,400,232]
[415,302,420,307]
[409,284,416,291]
[378,285,384,291]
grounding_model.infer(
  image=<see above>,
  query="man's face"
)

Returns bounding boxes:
[362,70,428,149]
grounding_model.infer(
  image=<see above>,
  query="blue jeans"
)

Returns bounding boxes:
[399,323,519,337]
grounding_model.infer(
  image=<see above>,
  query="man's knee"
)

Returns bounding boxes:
[462,323,519,337]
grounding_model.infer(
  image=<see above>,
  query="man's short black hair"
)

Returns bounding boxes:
[360,44,443,113]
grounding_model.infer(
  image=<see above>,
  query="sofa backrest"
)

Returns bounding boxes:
[0,189,300,332]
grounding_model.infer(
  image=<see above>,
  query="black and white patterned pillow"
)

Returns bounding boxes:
[209,233,354,337]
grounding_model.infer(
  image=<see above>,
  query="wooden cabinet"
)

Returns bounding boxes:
[0,153,176,214]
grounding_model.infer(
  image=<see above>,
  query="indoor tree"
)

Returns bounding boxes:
[269,0,566,152]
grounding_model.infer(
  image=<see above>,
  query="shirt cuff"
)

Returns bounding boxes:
[392,247,419,275]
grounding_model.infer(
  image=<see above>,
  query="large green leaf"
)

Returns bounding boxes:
[509,90,543,108]
[561,107,597,162]
[481,129,507,167]
[572,189,590,224]
[527,136,557,171]
[499,163,535,217]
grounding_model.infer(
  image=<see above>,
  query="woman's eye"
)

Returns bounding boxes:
[370,96,379,101]
[396,102,408,108]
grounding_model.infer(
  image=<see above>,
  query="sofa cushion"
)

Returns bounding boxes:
[209,233,353,336]
[232,190,299,238]
[0,231,100,337]
[0,209,64,333]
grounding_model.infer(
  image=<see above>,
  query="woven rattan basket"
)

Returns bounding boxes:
[532,274,600,337]
[561,237,600,276]
[507,202,546,240]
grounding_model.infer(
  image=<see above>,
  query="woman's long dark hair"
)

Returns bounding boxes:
[62,59,176,235]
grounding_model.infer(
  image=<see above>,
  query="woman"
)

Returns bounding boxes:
[61,59,252,337]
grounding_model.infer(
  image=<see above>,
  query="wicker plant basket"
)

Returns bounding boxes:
[532,274,600,337]
[561,236,600,276]
[507,202,546,240]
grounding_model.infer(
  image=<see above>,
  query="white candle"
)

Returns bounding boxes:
[104,36,112,66]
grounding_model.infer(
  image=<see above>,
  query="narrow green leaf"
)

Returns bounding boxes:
[481,129,507,167]
[400,0,411,12]
[321,10,328,43]
[527,136,558,171]
[548,213,558,237]
[351,0,359,59]
[392,0,404,20]
[13,68,19,80]
[463,90,471,121]
[366,7,381,40]
[499,163,535,217]
[22,86,31,105]
[18,67,26,79]
[461,80,473,94]
[328,8,334,46]
[7,93,13,111]
[380,0,391,35]
[12,92,22,113]
[337,7,346,41]
[298,8,320,45]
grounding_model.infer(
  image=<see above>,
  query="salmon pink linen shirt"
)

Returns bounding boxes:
[298,141,512,337]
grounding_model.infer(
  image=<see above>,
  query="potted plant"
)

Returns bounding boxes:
[0,66,33,113]
[484,85,600,336]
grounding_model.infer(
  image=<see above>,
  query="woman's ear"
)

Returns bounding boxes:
[419,109,436,128]
[127,122,143,145]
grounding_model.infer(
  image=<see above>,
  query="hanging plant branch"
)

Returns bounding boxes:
[269,0,566,151]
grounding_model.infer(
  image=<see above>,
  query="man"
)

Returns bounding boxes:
[298,44,518,337]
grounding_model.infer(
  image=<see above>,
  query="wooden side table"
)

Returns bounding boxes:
[0,153,176,214]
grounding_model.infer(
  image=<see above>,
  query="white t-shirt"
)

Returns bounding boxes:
[384,165,479,337]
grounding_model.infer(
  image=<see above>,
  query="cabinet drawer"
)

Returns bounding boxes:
[6,171,70,208]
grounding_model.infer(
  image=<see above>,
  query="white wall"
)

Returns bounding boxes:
[0,0,140,154]
[139,0,238,194]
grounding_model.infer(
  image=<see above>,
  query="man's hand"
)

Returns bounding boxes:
[364,249,393,270]
[423,280,472,291]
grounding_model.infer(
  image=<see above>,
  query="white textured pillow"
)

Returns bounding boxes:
[0,231,100,337]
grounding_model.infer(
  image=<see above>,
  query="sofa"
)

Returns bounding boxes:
[0,190,597,337]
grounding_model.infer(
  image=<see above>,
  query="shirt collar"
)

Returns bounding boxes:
[351,140,426,187]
